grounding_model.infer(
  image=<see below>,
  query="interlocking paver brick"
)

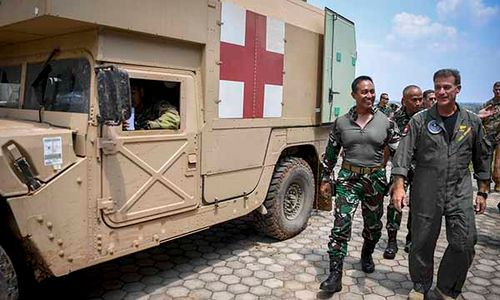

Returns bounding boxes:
[213,266,233,275]
[205,281,227,292]
[123,291,147,300]
[227,283,249,294]
[295,273,316,283]
[102,290,126,300]
[212,291,234,300]
[188,288,212,299]
[249,286,272,296]
[263,278,283,288]
[234,293,258,300]
[35,183,500,300]
[183,279,205,289]
[220,275,240,285]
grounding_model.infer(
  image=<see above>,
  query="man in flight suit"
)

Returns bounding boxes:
[384,85,423,259]
[319,76,400,293]
[391,69,491,300]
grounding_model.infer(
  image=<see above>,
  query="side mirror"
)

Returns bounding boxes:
[95,65,131,125]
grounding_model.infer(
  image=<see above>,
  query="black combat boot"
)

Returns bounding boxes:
[361,240,376,273]
[319,256,343,293]
[383,230,398,259]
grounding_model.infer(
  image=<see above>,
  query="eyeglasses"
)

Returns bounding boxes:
[381,97,389,100]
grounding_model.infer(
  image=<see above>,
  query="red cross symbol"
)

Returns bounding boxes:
[220,7,284,118]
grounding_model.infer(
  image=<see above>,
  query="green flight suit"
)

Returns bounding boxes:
[392,104,491,297]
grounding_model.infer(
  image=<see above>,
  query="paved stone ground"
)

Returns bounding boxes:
[37,190,500,300]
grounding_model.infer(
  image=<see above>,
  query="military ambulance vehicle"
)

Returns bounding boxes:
[0,0,356,297]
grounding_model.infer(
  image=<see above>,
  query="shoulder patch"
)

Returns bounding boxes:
[403,124,410,136]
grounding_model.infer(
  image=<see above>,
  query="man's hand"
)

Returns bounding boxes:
[320,180,331,198]
[475,195,487,214]
[478,105,494,119]
[390,176,406,212]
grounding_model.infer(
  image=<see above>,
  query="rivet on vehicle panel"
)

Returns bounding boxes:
[108,247,114,255]
[58,250,64,257]
[76,177,82,184]
[46,222,53,229]
[97,234,102,240]
[97,240,102,246]
[57,239,63,246]
[48,233,54,240]
[37,216,44,223]
[67,257,73,263]
[97,246,102,252]
[153,234,159,242]
[133,240,139,247]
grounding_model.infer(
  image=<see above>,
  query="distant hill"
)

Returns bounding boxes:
[460,102,484,113]
[386,101,484,113]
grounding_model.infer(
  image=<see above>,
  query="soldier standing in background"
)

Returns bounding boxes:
[391,69,491,300]
[478,81,500,194]
[423,89,436,108]
[376,93,393,117]
[319,76,400,293]
[384,85,423,259]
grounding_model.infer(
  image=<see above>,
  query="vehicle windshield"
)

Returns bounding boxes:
[0,65,22,108]
[23,58,90,113]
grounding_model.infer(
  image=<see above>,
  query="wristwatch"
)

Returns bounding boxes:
[477,191,488,199]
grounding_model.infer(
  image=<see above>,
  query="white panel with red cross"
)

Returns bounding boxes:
[219,1,285,119]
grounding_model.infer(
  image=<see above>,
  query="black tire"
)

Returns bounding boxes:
[0,244,19,300]
[255,157,315,240]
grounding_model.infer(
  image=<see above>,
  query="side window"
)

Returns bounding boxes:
[24,58,90,113]
[0,65,22,108]
[124,78,181,131]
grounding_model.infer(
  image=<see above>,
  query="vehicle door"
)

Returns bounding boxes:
[99,68,200,226]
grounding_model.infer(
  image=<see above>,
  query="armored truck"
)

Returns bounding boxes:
[0,0,356,297]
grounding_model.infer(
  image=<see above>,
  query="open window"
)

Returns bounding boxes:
[321,8,356,124]
[123,78,181,131]
[0,65,22,108]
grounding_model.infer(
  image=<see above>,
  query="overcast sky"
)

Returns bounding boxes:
[308,0,499,103]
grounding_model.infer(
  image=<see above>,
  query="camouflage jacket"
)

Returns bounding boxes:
[321,106,400,181]
[481,98,500,143]
[376,104,393,117]
[391,107,421,181]
[392,107,412,133]
[135,100,180,130]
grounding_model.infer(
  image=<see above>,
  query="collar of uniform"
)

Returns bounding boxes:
[428,103,468,140]
[428,102,462,121]
[348,105,377,121]
[488,97,500,106]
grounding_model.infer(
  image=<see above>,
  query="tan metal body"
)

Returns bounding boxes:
[0,0,333,278]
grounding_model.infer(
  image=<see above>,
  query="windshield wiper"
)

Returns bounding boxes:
[31,48,60,122]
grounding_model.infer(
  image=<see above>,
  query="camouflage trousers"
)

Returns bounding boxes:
[328,168,387,258]
[386,203,411,242]
[386,175,412,239]
[386,178,408,231]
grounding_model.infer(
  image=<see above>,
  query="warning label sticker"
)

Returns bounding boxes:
[43,137,63,166]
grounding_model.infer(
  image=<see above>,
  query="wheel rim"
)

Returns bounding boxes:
[284,182,304,220]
